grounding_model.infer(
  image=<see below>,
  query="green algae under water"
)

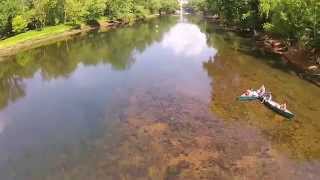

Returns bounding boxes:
[0,16,319,179]
[202,27,320,160]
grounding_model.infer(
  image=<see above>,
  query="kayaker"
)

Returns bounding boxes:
[267,92,272,101]
[280,102,287,110]
[258,85,265,96]
[245,89,252,96]
[262,92,272,103]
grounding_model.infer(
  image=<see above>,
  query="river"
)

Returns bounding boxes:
[0,16,319,180]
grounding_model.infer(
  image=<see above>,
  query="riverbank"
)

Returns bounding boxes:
[204,15,320,87]
[0,15,159,58]
[256,35,320,86]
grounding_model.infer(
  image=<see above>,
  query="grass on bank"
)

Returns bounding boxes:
[0,24,73,48]
[0,15,158,49]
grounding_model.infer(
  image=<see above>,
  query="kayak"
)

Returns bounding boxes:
[237,85,266,101]
[237,91,260,101]
[237,85,294,119]
[263,99,294,119]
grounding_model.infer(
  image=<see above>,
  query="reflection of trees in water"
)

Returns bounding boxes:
[0,61,28,109]
[0,77,25,109]
[71,16,177,70]
[189,16,254,56]
[0,16,178,110]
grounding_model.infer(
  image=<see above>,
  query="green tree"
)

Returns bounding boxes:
[64,0,84,25]
[133,5,150,19]
[260,0,320,47]
[159,0,179,15]
[105,0,134,20]
[145,0,162,14]
[191,0,319,48]
[187,0,208,12]
[83,0,106,23]
[0,0,22,37]
[0,0,180,38]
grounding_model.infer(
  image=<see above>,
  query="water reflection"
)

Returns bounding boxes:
[161,23,217,58]
[0,17,217,179]
[0,17,177,111]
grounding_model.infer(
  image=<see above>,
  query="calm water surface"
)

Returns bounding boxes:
[0,16,319,179]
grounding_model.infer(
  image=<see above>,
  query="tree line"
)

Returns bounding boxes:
[0,0,179,39]
[188,0,320,48]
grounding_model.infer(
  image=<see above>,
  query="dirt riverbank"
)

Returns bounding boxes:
[256,35,320,87]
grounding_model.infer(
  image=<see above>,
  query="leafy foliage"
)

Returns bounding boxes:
[260,0,320,47]
[159,0,179,15]
[187,0,208,12]
[0,0,179,38]
[0,0,22,38]
[83,0,106,23]
[64,0,84,25]
[189,0,320,48]
[12,15,28,33]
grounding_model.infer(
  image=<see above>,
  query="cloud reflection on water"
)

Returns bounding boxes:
[161,23,217,59]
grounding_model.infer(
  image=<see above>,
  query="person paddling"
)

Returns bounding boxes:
[262,92,272,103]
[280,102,287,110]
[245,89,252,96]
[258,85,265,96]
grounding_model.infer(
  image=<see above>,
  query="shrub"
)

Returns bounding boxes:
[12,15,28,34]
[134,5,150,19]
[121,13,136,23]
[65,0,84,25]
[83,0,106,23]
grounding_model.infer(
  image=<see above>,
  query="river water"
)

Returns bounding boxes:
[0,16,319,180]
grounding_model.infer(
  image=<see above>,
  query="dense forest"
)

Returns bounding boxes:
[0,0,179,39]
[188,0,320,49]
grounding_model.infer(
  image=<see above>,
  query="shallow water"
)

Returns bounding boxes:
[0,16,319,179]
